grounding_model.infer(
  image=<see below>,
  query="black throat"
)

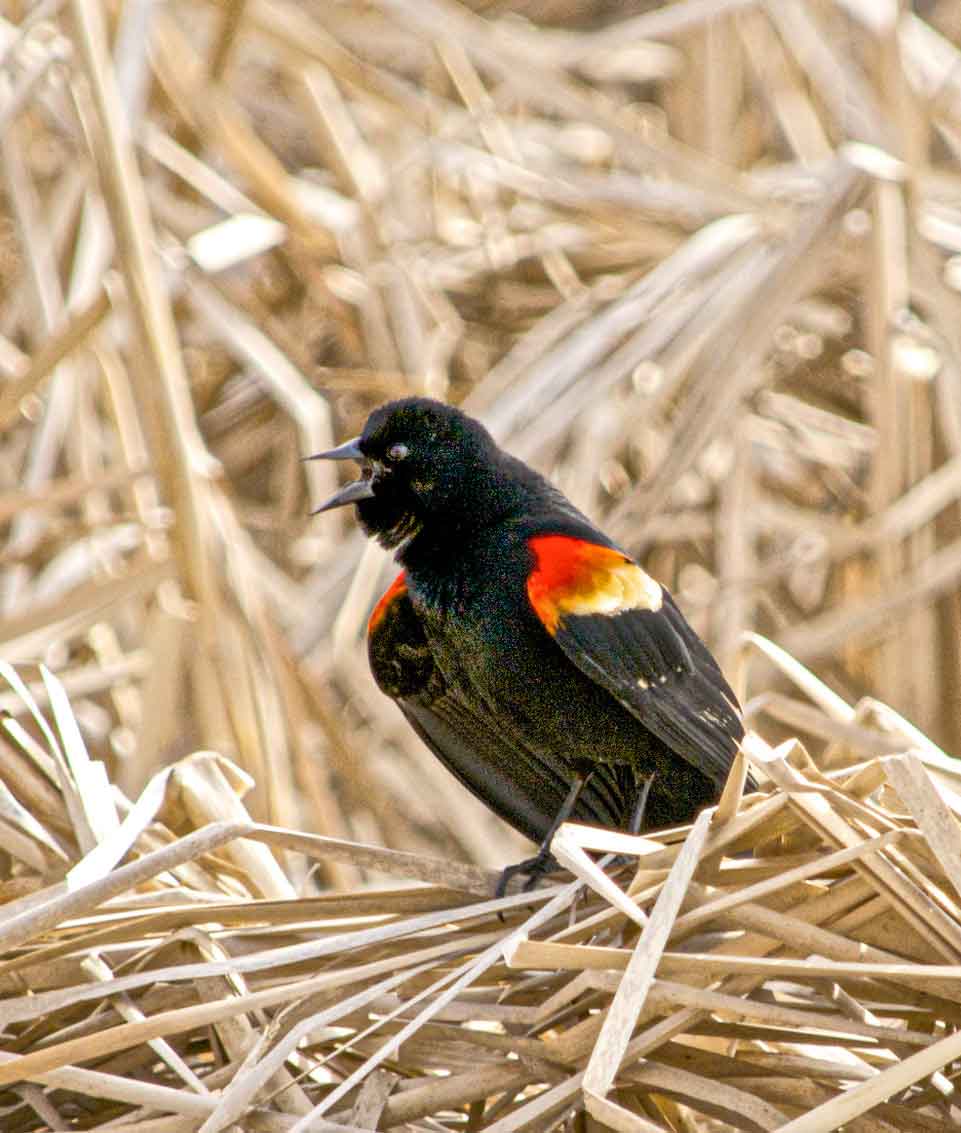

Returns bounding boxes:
[394,453,539,573]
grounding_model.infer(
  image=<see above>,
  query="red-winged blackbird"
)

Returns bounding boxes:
[313,398,744,890]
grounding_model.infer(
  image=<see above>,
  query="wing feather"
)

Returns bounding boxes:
[401,691,631,845]
[527,536,743,788]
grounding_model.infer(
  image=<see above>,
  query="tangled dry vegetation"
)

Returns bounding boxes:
[4,0,961,1130]
[3,664,961,1132]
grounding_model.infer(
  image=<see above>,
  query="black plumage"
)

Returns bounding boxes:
[313,398,744,885]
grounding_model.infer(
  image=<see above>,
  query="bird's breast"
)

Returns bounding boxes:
[404,538,531,669]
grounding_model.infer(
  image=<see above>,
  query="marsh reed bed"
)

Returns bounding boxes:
[2,663,961,1131]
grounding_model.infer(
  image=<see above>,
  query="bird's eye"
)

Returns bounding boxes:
[387,442,409,462]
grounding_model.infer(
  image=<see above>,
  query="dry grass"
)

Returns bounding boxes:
[2,663,961,1131]
[3,0,961,1129]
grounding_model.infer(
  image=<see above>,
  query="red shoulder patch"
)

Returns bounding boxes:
[527,535,662,635]
[368,571,408,635]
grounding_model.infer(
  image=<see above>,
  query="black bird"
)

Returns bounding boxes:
[313,398,744,890]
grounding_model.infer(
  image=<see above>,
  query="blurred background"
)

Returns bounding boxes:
[2,0,961,883]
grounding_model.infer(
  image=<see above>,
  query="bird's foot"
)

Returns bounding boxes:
[494,851,559,899]
[606,852,640,877]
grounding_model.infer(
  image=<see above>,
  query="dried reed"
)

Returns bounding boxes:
[2,660,961,1131]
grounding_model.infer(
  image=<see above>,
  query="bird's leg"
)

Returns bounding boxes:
[605,774,656,891]
[495,772,593,898]
[628,774,655,835]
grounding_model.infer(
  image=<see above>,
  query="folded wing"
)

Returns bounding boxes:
[527,535,743,789]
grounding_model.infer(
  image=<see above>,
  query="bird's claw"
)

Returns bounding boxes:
[494,852,558,899]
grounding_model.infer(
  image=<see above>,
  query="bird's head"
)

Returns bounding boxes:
[309,398,501,550]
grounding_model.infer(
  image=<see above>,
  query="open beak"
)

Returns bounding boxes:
[307,436,376,513]
[306,436,364,463]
